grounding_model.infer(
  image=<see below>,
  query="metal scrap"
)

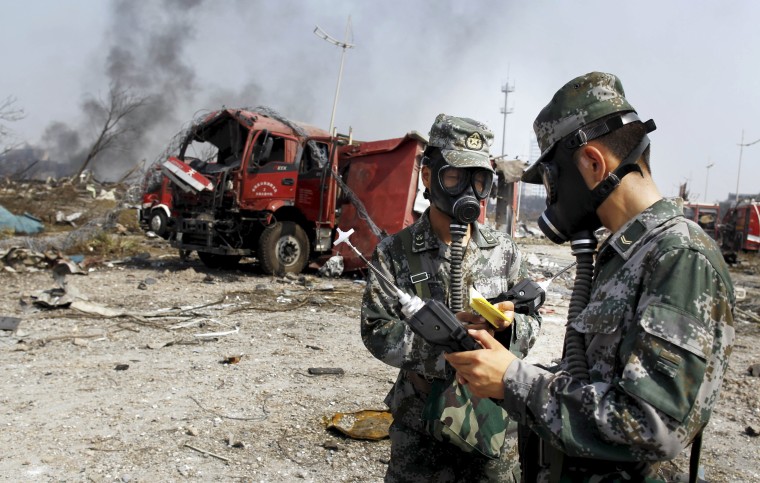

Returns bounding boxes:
[322,410,393,441]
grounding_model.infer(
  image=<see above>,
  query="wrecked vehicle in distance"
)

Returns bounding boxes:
[139,107,429,274]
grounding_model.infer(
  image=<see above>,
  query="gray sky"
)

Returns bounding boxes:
[1,0,759,202]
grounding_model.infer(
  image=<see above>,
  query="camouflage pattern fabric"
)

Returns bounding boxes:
[361,210,541,482]
[523,71,636,183]
[427,113,495,171]
[499,198,735,481]
[534,72,634,157]
[421,376,508,459]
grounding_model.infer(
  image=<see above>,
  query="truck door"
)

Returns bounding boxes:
[240,131,299,210]
[295,140,337,251]
[295,141,335,221]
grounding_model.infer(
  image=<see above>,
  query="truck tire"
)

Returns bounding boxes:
[258,221,310,275]
[197,251,242,269]
[149,209,169,238]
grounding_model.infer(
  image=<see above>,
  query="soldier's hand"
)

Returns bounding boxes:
[444,329,517,399]
[456,311,494,335]
[491,301,515,331]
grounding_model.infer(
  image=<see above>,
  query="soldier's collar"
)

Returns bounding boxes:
[409,214,498,252]
[607,198,681,259]
[470,221,499,248]
[410,212,440,253]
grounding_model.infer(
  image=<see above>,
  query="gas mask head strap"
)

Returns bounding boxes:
[561,112,656,208]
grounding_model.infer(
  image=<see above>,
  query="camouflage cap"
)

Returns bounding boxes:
[427,114,494,172]
[522,72,636,183]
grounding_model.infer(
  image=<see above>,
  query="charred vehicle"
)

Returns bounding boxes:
[718,200,760,262]
[683,202,720,240]
[139,107,428,274]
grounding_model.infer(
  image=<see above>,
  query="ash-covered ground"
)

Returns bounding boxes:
[0,184,758,482]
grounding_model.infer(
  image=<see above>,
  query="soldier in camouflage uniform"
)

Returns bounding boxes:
[361,114,542,482]
[446,72,735,482]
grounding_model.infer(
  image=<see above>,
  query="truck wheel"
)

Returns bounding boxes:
[149,209,169,238]
[197,251,242,269]
[258,221,310,275]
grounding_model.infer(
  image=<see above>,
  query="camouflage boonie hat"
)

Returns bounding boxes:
[427,114,494,172]
[522,72,636,183]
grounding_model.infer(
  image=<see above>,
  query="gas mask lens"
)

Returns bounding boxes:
[438,167,493,200]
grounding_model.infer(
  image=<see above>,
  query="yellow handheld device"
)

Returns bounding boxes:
[469,287,512,329]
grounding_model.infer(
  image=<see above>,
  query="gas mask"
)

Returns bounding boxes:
[426,156,493,224]
[536,116,656,244]
[537,146,603,244]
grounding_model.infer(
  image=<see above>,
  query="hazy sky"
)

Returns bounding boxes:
[1,0,758,202]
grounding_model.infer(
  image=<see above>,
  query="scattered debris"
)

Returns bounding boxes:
[305,344,323,351]
[226,434,245,449]
[146,340,174,350]
[0,205,44,234]
[322,410,393,440]
[55,211,83,226]
[193,326,239,339]
[71,300,126,317]
[748,363,760,377]
[0,316,21,332]
[308,367,344,375]
[220,355,243,365]
[114,364,130,371]
[736,307,760,324]
[319,255,344,278]
[137,277,157,290]
[745,426,759,437]
[31,284,87,309]
[183,442,230,463]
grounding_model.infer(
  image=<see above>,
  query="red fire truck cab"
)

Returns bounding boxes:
[140,108,428,274]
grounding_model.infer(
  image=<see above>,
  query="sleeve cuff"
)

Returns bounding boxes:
[500,358,550,423]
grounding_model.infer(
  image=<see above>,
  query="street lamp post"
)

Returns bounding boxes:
[314,17,354,136]
[704,160,714,203]
[500,80,514,156]
[735,129,760,204]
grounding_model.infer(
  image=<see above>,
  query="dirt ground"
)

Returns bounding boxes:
[1,211,759,482]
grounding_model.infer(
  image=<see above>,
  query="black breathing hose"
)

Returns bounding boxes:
[562,231,598,382]
[448,222,468,312]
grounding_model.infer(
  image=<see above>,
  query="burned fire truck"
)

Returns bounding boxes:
[718,199,760,262]
[139,107,429,274]
[683,202,720,240]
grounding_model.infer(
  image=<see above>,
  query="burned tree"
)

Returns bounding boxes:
[0,96,25,155]
[75,84,148,179]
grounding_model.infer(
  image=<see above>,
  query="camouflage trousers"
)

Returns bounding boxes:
[384,417,521,483]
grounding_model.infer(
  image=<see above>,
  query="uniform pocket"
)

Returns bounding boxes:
[618,303,710,422]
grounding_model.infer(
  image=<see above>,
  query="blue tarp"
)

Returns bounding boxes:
[0,205,44,234]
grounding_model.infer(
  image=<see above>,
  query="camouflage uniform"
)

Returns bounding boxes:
[362,211,541,482]
[507,73,736,481]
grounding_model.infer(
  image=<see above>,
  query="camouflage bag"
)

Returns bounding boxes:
[421,373,508,459]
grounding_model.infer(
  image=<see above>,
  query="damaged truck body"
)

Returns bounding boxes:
[139,108,427,274]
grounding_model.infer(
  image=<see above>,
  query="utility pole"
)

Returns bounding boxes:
[735,129,760,204]
[314,16,354,136]
[497,78,515,235]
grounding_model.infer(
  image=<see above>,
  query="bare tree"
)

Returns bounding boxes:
[0,96,25,155]
[75,84,148,179]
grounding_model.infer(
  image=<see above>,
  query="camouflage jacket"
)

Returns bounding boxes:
[501,198,735,474]
[361,210,541,422]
